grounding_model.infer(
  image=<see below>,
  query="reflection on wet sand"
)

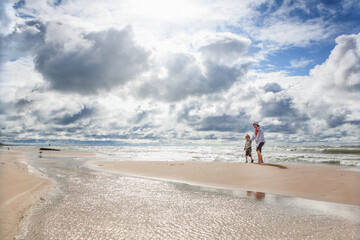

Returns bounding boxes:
[17,155,360,239]
[247,191,266,200]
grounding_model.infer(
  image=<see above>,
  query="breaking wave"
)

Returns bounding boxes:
[322,149,360,154]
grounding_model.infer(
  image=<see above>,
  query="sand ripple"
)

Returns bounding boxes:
[17,157,360,240]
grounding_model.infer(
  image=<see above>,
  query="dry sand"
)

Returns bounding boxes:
[87,161,360,206]
[0,150,53,240]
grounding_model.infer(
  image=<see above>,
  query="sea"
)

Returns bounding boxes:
[44,144,360,167]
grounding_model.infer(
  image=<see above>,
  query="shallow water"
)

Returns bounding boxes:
[18,154,360,240]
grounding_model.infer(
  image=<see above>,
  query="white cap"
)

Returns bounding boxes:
[253,121,259,125]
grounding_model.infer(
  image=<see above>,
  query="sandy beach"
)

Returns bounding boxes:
[87,160,360,206]
[0,150,53,240]
[1,148,360,239]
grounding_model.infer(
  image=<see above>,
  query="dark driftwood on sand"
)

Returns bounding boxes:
[39,147,61,151]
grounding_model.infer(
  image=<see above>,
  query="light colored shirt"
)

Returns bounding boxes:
[250,127,266,148]
[244,140,252,149]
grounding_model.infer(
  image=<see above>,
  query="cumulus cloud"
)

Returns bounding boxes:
[174,98,252,134]
[261,97,294,118]
[1,0,359,144]
[136,54,248,101]
[54,106,95,125]
[310,32,360,92]
[195,32,251,65]
[0,20,45,64]
[263,82,282,93]
[196,114,251,132]
[34,25,150,95]
[259,95,309,133]
[135,33,251,102]
[288,32,360,132]
[14,98,32,112]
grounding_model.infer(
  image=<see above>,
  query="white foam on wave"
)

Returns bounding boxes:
[42,144,360,167]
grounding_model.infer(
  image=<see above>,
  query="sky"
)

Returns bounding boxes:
[0,0,359,146]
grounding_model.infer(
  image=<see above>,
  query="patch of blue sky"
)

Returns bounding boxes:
[16,12,34,19]
[256,0,283,15]
[51,0,62,7]
[256,0,359,24]
[13,0,25,10]
[251,43,335,76]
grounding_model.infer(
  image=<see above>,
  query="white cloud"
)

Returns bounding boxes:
[310,32,360,92]
[289,58,313,69]
[0,0,16,36]
[289,32,360,131]
[255,20,333,47]
[195,32,251,66]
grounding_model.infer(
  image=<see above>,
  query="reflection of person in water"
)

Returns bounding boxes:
[247,191,266,200]
[255,192,265,200]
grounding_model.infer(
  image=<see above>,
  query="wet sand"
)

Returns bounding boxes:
[87,161,360,205]
[3,149,360,239]
[0,150,53,240]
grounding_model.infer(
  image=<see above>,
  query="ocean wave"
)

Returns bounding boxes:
[322,149,360,154]
[320,160,342,164]
[340,145,360,149]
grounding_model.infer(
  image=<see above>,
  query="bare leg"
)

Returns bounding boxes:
[256,150,263,164]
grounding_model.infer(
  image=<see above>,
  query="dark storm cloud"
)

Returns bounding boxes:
[54,106,95,125]
[52,126,85,134]
[85,133,130,140]
[196,114,251,132]
[137,53,248,101]
[14,98,32,111]
[34,26,150,95]
[128,110,153,124]
[0,100,8,114]
[265,123,298,134]
[346,120,360,125]
[6,115,23,121]
[130,124,155,133]
[260,96,309,133]
[263,82,283,93]
[204,134,217,140]
[177,102,251,132]
[326,113,347,128]
[261,97,297,117]
[176,102,202,123]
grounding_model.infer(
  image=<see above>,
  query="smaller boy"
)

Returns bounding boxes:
[244,134,254,163]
